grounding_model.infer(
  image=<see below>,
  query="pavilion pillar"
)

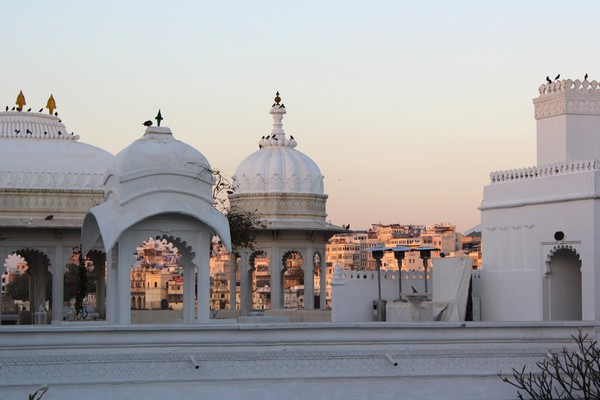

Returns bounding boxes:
[50,246,68,324]
[194,231,211,323]
[229,253,237,311]
[105,245,118,324]
[271,246,282,309]
[304,247,315,310]
[116,238,132,324]
[239,251,251,316]
[319,247,327,310]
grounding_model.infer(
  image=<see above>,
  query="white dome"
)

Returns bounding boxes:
[111,126,211,179]
[0,111,113,190]
[83,125,231,252]
[233,100,324,195]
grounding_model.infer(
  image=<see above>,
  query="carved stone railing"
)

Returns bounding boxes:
[489,159,600,184]
[538,79,600,96]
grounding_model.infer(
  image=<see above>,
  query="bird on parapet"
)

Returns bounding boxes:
[14,130,20,134]
[290,135,295,140]
[11,107,15,111]
[546,76,552,84]
[44,215,54,221]
[27,108,31,112]
[143,120,153,127]
[58,131,62,135]
[555,74,560,80]
[411,286,418,293]
[38,108,43,112]
[54,112,58,116]
[265,135,270,139]
[26,129,32,134]
[585,73,589,80]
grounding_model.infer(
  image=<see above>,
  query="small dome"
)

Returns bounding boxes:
[0,110,112,190]
[111,126,211,179]
[233,96,324,195]
[83,124,231,252]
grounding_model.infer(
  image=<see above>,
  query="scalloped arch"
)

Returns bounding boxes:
[544,244,582,277]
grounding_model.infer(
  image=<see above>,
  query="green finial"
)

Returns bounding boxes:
[155,109,163,127]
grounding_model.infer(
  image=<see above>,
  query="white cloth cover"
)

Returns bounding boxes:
[426,257,473,321]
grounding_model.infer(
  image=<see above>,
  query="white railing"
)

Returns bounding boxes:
[489,159,600,184]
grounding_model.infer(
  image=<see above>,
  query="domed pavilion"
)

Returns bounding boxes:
[0,92,113,323]
[82,122,231,324]
[229,93,344,314]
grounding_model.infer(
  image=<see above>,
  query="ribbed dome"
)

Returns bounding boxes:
[233,98,324,195]
[0,111,113,190]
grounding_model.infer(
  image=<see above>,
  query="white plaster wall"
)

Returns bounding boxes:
[332,270,430,322]
[537,115,600,165]
[481,179,597,321]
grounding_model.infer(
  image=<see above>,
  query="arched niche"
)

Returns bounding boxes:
[543,246,582,321]
[281,250,304,309]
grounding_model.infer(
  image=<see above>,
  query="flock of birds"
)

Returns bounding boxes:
[2,106,74,137]
[545,73,589,83]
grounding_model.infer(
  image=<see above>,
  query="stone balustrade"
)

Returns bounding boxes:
[538,78,600,96]
[489,159,600,184]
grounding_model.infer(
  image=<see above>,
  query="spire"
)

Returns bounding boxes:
[269,91,286,139]
[46,94,56,115]
[155,109,163,127]
[15,91,25,111]
[258,92,297,149]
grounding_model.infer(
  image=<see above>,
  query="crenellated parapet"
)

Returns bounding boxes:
[489,158,600,183]
[534,78,600,119]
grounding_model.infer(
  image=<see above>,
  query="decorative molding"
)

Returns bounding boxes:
[234,171,324,195]
[0,170,105,190]
[535,79,600,119]
[230,193,328,219]
[0,190,103,212]
[489,159,600,184]
[485,225,535,232]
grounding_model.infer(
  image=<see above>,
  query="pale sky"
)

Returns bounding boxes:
[2,1,599,232]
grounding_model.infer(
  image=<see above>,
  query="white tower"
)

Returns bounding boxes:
[480,77,600,322]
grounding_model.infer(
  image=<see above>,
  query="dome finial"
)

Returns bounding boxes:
[15,90,26,112]
[274,91,281,105]
[155,109,163,127]
[46,94,56,115]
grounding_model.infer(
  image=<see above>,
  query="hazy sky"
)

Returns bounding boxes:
[2,1,599,232]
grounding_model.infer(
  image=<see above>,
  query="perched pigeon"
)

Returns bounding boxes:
[585,73,589,80]
[555,74,560,80]
[143,120,153,127]
[546,76,552,84]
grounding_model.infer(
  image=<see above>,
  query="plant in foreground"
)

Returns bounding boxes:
[499,330,600,399]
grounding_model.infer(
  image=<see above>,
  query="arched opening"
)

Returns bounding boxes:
[282,251,304,309]
[2,253,32,324]
[544,247,582,321]
[4,250,53,324]
[130,236,184,324]
[249,251,270,310]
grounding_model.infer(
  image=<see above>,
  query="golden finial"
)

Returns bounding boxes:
[274,91,281,105]
[15,90,26,111]
[46,94,56,115]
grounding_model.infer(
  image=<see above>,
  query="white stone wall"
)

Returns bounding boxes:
[331,270,431,322]
[0,322,595,400]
